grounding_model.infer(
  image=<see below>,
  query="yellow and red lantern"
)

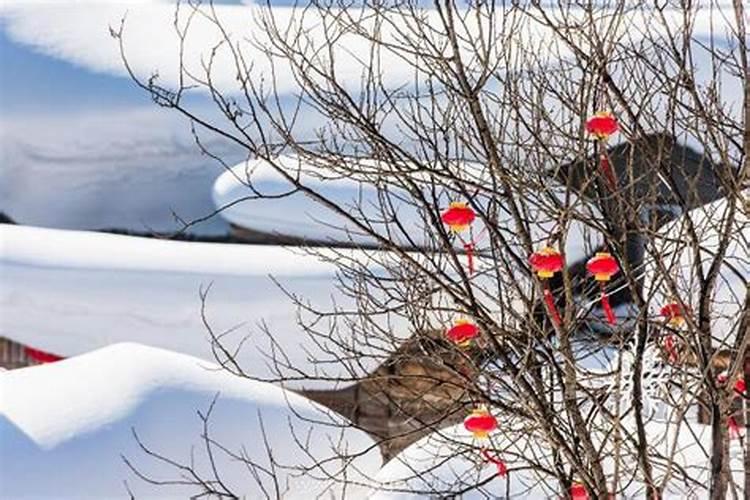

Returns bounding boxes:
[441,202,477,275]
[529,247,564,326]
[446,319,479,347]
[660,302,686,326]
[441,202,475,232]
[660,302,687,363]
[586,112,619,190]
[586,252,619,325]
[586,112,618,140]
[464,407,497,439]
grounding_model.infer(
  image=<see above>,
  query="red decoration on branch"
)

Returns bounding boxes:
[570,483,589,500]
[441,202,475,233]
[529,247,564,326]
[586,252,619,325]
[660,302,686,326]
[446,319,479,347]
[481,448,507,477]
[586,112,618,140]
[717,371,746,397]
[663,334,679,364]
[24,346,64,364]
[464,407,497,439]
[728,416,741,439]
[442,202,477,275]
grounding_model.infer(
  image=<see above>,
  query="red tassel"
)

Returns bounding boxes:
[663,335,678,364]
[464,242,475,276]
[728,416,741,439]
[599,152,617,190]
[543,286,561,326]
[599,284,616,325]
[24,346,64,364]
[481,448,507,477]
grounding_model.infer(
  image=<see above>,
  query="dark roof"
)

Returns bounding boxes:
[555,133,731,223]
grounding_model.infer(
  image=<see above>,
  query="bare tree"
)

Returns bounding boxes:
[114,0,748,498]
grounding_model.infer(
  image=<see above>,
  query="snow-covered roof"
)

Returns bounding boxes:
[212,155,604,259]
[0,343,381,499]
[0,224,403,388]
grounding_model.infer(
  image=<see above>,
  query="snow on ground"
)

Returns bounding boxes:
[0,223,406,388]
[644,191,749,347]
[370,417,745,499]
[0,343,381,499]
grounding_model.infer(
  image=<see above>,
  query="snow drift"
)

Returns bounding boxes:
[0,343,381,499]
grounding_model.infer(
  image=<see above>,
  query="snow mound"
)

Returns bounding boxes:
[371,418,744,499]
[0,343,381,499]
[0,224,398,388]
[644,192,748,346]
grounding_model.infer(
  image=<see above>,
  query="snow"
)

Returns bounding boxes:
[0,343,381,498]
[644,192,748,346]
[0,223,402,388]
[213,155,604,260]
[371,417,745,499]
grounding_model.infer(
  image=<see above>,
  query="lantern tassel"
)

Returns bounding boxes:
[664,334,679,364]
[599,284,616,325]
[481,448,507,477]
[543,286,561,326]
[464,242,475,276]
[728,416,741,439]
[599,151,617,191]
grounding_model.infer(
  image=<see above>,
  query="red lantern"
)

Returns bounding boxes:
[586,252,619,325]
[586,252,619,281]
[446,319,479,347]
[570,483,589,500]
[441,202,475,233]
[736,378,747,395]
[464,407,497,439]
[586,112,618,140]
[529,247,564,326]
[717,372,746,396]
[529,247,563,278]
[660,302,686,326]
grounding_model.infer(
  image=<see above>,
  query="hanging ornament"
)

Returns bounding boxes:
[529,247,564,326]
[728,416,742,439]
[446,319,479,347]
[441,202,477,275]
[441,202,475,232]
[24,346,64,364]
[586,112,619,190]
[570,483,589,500]
[717,371,746,397]
[660,302,686,326]
[464,406,498,439]
[586,252,619,325]
[586,112,618,140]
[481,448,507,477]
[660,302,685,364]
